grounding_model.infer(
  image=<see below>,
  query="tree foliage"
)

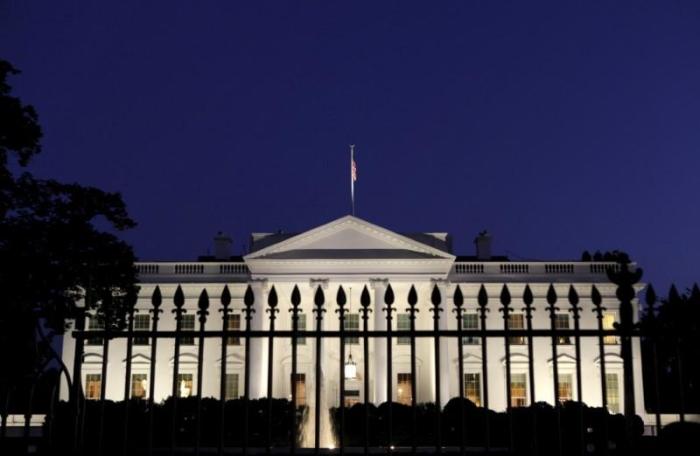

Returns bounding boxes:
[0,59,138,391]
[640,283,700,413]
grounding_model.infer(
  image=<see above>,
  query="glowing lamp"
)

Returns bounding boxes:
[344,353,357,380]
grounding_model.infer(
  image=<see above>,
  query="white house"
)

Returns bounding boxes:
[61,215,675,440]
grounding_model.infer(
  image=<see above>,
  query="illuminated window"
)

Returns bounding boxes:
[226,314,240,346]
[344,389,360,407]
[603,313,619,345]
[131,373,148,399]
[87,316,104,346]
[606,373,620,413]
[464,373,481,406]
[344,313,359,345]
[397,373,412,405]
[510,373,527,407]
[225,373,239,400]
[133,314,150,345]
[558,373,573,403]
[397,314,410,345]
[180,315,195,345]
[85,374,102,400]
[508,314,526,345]
[177,373,193,397]
[292,373,306,406]
[462,314,480,345]
[554,314,571,345]
[295,314,306,345]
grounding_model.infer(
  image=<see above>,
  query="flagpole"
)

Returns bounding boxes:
[350,144,355,216]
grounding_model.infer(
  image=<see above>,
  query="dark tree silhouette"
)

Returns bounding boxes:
[0,59,139,408]
[641,283,700,413]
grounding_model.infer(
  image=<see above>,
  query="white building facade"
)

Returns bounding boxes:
[61,215,662,431]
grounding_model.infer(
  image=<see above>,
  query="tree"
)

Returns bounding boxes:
[640,284,700,413]
[0,59,139,406]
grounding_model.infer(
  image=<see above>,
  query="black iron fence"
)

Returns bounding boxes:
[0,263,697,455]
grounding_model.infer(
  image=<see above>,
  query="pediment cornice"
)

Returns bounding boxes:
[245,215,455,261]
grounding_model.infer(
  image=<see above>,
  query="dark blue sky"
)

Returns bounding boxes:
[2,2,699,294]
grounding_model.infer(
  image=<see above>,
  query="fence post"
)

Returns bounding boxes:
[383,284,395,454]
[336,286,347,456]
[266,286,279,453]
[359,286,372,454]
[591,285,609,456]
[312,286,326,455]
[522,285,537,456]
[170,285,185,456]
[567,285,585,456]
[608,262,642,448]
[71,296,87,454]
[477,285,490,453]
[289,285,301,454]
[195,288,209,456]
[644,285,662,434]
[499,284,514,453]
[546,284,563,456]
[408,285,420,454]
[218,285,232,455]
[242,285,255,455]
[147,286,163,456]
[452,285,465,456]
[430,284,442,454]
[121,300,136,456]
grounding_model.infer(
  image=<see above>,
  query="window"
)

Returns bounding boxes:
[606,373,620,413]
[344,389,360,407]
[226,314,241,346]
[558,373,573,403]
[344,313,359,345]
[603,313,619,345]
[131,373,148,399]
[180,315,195,345]
[133,314,150,345]
[295,314,306,346]
[292,373,306,406]
[397,373,412,405]
[464,373,481,406]
[510,373,527,407]
[87,316,104,346]
[397,314,410,345]
[462,313,480,345]
[177,373,193,397]
[225,373,239,400]
[554,314,571,345]
[85,374,102,400]
[508,314,526,345]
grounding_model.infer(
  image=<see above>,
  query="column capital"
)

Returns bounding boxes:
[369,278,389,290]
[248,278,269,291]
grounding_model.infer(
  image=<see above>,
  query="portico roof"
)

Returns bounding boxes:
[243,215,455,278]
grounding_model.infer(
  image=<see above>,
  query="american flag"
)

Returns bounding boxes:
[351,155,357,182]
[350,145,357,215]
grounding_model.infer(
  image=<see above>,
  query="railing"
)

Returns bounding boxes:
[453,262,622,277]
[138,261,618,279]
[136,262,249,277]
[0,266,693,456]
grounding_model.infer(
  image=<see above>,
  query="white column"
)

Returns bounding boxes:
[249,279,268,399]
[370,278,388,404]
[432,279,451,408]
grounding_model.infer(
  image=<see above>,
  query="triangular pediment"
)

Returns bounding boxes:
[245,215,454,261]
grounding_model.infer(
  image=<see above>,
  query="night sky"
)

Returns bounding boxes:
[2,2,700,294]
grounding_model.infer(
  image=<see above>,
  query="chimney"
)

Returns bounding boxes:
[474,230,492,260]
[213,232,233,260]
